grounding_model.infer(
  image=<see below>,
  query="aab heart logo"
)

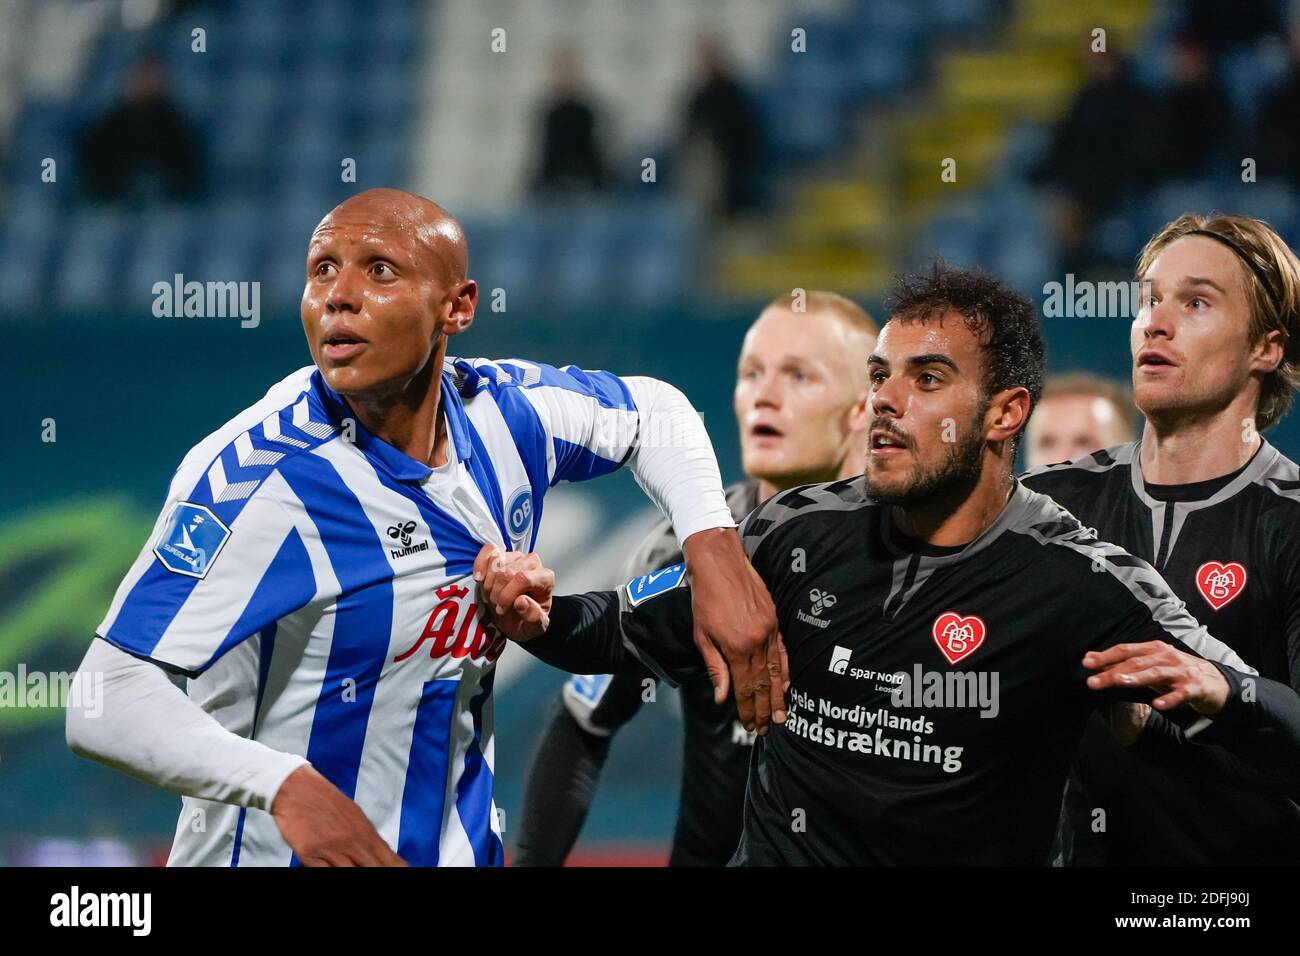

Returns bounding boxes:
[1196,561,1248,611]
[932,612,986,665]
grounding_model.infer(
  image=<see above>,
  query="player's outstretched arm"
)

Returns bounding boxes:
[1084,643,1300,782]
[681,527,787,735]
[476,544,701,681]
[617,377,787,731]
[1126,705,1300,793]
[508,363,787,731]
[66,637,404,866]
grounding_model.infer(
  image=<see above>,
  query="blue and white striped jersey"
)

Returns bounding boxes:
[96,356,652,866]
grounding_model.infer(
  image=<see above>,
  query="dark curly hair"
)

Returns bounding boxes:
[884,261,1046,448]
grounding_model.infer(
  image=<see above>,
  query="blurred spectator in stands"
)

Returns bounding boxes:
[1026,372,1137,469]
[1183,0,1285,62]
[1256,23,1300,189]
[1148,34,1237,184]
[532,51,609,198]
[78,56,202,201]
[1030,43,1152,271]
[680,38,763,218]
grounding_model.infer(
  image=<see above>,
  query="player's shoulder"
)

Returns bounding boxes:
[1008,482,1180,601]
[1007,481,1108,552]
[624,479,755,579]
[449,355,627,399]
[1020,441,1137,494]
[1249,440,1300,513]
[167,365,339,513]
[741,476,871,558]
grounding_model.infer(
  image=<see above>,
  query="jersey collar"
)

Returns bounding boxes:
[1129,437,1277,509]
[878,479,1035,566]
[308,368,475,483]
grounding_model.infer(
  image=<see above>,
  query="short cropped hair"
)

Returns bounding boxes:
[763,289,879,338]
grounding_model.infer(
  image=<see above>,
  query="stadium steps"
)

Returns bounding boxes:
[719,0,1154,302]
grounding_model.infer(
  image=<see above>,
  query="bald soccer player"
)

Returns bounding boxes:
[1025,372,1137,470]
[515,291,875,866]
[65,188,782,867]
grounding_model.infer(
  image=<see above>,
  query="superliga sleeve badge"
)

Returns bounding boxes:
[153,502,232,578]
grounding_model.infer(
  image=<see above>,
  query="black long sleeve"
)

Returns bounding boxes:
[1132,666,1300,793]
[527,586,700,684]
[522,591,630,674]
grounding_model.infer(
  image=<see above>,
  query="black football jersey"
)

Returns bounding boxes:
[534,476,1294,865]
[1022,439,1300,864]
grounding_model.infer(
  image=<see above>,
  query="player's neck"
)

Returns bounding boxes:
[891,462,1015,548]
[343,351,450,468]
[1139,403,1261,486]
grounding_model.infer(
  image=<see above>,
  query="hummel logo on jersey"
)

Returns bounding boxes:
[809,588,837,615]
[1196,561,1248,611]
[154,502,230,579]
[932,612,986,665]
[829,645,852,673]
[797,588,836,629]
[386,521,429,559]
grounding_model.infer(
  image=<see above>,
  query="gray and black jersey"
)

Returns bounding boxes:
[529,476,1300,865]
[1023,439,1300,865]
[514,480,760,867]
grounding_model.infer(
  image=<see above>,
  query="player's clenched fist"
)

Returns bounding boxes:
[1083,641,1230,715]
[271,764,407,867]
[473,544,554,642]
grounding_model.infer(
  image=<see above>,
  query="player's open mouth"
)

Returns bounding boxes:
[1137,350,1177,369]
[750,423,783,441]
[322,328,368,360]
[870,429,909,456]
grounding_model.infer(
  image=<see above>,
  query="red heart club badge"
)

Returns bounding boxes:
[932,612,986,665]
[1196,561,1247,611]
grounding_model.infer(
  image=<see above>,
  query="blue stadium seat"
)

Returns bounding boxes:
[929,0,994,33]
[51,207,134,314]
[1219,41,1291,120]
[920,200,985,268]
[124,206,200,312]
[0,205,61,314]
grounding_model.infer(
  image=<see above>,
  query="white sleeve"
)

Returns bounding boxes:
[491,357,734,547]
[66,637,307,810]
[622,376,734,546]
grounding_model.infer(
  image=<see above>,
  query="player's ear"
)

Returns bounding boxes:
[986,386,1031,445]
[1249,327,1286,375]
[847,387,870,434]
[442,279,478,337]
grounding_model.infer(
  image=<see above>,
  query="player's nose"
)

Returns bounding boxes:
[1140,297,1176,339]
[325,265,364,314]
[751,371,781,408]
[870,372,903,417]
